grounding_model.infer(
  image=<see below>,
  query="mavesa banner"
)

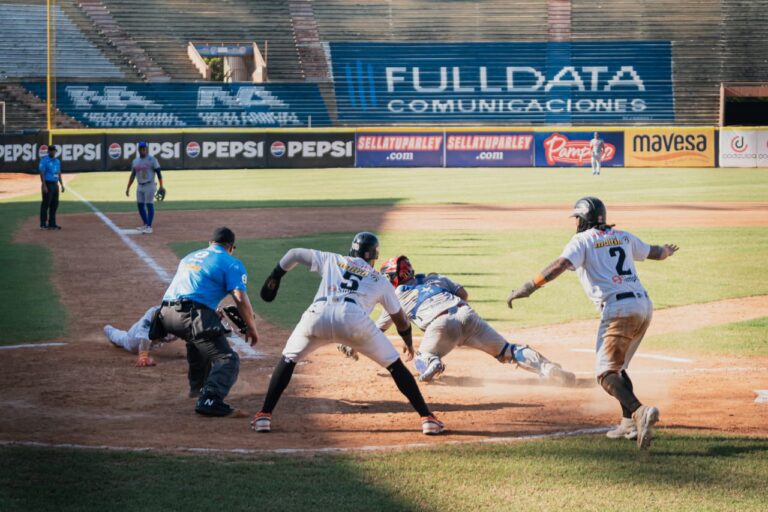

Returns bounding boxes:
[625,128,715,167]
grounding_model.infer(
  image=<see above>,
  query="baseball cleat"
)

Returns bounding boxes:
[632,405,660,450]
[136,226,146,232]
[421,415,445,435]
[416,357,446,382]
[143,226,153,234]
[336,344,359,361]
[606,417,638,440]
[251,412,272,433]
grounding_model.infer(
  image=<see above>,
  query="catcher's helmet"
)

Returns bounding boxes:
[380,255,415,286]
[349,232,379,262]
[571,196,607,233]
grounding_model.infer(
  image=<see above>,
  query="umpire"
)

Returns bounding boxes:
[159,227,259,416]
[39,145,65,230]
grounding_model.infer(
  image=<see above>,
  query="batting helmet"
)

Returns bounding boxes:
[349,232,379,262]
[380,255,415,287]
[571,196,608,233]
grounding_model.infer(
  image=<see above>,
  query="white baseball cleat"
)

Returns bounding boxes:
[136,226,147,232]
[421,415,445,435]
[632,405,660,450]
[415,356,446,382]
[606,417,638,440]
[143,226,153,234]
[251,412,272,433]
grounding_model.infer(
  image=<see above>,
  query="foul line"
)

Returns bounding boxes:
[68,187,172,283]
[0,427,608,456]
[570,348,693,364]
[0,342,67,350]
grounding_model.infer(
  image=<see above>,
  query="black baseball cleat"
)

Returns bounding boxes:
[40,224,47,230]
[195,395,236,417]
[47,225,62,230]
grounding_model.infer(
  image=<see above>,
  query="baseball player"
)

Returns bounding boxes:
[506,197,679,450]
[339,256,576,386]
[253,232,445,436]
[103,306,177,367]
[589,132,605,175]
[125,141,165,234]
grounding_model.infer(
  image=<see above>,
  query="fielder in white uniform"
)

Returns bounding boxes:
[104,306,177,367]
[339,256,576,386]
[251,232,445,436]
[506,197,678,450]
[589,132,605,175]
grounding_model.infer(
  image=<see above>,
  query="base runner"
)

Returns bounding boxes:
[506,197,679,450]
[104,306,177,367]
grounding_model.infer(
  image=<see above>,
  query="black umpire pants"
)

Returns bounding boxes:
[159,302,240,399]
[40,181,59,227]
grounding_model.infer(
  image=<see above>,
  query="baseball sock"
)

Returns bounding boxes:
[620,370,635,418]
[387,359,431,417]
[599,371,641,416]
[261,356,296,414]
[146,204,155,226]
[137,203,148,225]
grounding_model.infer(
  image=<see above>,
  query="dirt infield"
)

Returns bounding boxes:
[0,173,75,199]
[2,199,767,453]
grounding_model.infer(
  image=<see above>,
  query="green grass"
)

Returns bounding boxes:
[171,228,768,332]
[2,433,766,511]
[0,199,68,344]
[51,167,768,213]
[643,317,768,357]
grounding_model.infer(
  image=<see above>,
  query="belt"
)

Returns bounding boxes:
[161,298,200,308]
[614,291,648,302]
[314,296,357,305]
[139,181,153,185]
[433,303,467,320]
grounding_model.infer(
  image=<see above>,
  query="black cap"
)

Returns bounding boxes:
[212,227,235,245]
[47,145,57,152]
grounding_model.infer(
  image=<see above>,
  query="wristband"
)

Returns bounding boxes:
[271,264,287,279]
[397,325,413,348]
[533,274,547,288]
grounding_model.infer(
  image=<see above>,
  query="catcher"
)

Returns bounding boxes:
[339,256,576,386]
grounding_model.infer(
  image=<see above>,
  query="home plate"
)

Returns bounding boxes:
[754,390,768,404]
[228,335,266,359]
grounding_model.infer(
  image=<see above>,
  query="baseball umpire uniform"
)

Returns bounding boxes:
[252,232,445,435]
[372,256,575,385]
[507,197,679,450]
[104,306,177,366]
[125,141,163,234]
[589,132,605,175]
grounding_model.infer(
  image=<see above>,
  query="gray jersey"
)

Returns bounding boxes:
[131,155,161,184]
[590,138,605,158]
[377,273,464,331]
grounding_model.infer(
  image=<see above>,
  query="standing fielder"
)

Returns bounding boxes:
[104,306,177,367]
[125,142,165,234]
[589,132,605,175]
[340,256,576,386]
[253,232,445,435]
[506,197,678,450]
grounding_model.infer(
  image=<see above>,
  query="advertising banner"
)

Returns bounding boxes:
[624,127,715,167]
[265,132,355,168]
[330,42,674,124]
[534,131,624,167]
[355,132,444,167]
[104,133,184,171]
[25,83,331,128]
[182,133,267,169]
[0,133,45,172]
[756,131,768,168]
[445,132,534,167]
[719,130,758,167]
[49,133,104,172]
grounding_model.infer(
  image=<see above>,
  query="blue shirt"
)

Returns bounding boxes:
[162,244,248,311]
[39,155,61,182]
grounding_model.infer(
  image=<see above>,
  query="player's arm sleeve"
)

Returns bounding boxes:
[559,236,585,270]
[278,248,315,271]
[629,233,652,261]
[225,261,248,293]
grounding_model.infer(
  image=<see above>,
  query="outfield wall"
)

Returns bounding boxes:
[1,127,766,172]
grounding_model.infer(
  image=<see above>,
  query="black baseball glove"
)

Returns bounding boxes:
[221,305,249,334]
[155,186,166,201]
[260,264,287,302]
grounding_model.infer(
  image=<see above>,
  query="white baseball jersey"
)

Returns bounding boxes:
[377,274,464,331]
[560,228,651,307]
[309,250,401,315]
[590,137,605,158]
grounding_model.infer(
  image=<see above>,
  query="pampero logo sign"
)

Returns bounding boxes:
[330,42,674,123]
[534,132,624,167]
[719,130,759,168]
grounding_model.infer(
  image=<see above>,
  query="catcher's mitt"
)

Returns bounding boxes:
[222,305,250,334]
[155,186,166,201]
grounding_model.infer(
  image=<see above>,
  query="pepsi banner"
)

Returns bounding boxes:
[182,133,267,169]
[266,133,355,168]
[49,134,104,172]
[445,132,534,167]
[355,132,444,167]
[0,133,45,172]
[330,42,674,124]
[104,134,184,171]
[25,83,331,128]
[534,131,625,167]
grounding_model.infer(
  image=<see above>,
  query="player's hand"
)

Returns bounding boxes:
[60,184,65,193]
[136,351,156,367]
[664,244,679,258]
[125,188,130,197]
[245,329,258,346]
[42,184,48,194]
[402,343,414,362]
[506,290,526,308]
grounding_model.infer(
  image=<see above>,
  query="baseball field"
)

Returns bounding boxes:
[1,167,767,511]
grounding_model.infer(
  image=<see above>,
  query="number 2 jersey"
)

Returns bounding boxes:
[308,250,402,316]
[376,274,464,331]
[560,227,651,307]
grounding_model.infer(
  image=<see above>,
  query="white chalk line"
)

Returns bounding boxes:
[69,186,264,360]
[0,427,608,456]
[755,390,768,404]
[574,367,768,376]
[0,342,67,350]
[570,348,693,364]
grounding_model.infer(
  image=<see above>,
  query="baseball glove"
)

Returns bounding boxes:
[222,305,250,334]
[155,186,166,201]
